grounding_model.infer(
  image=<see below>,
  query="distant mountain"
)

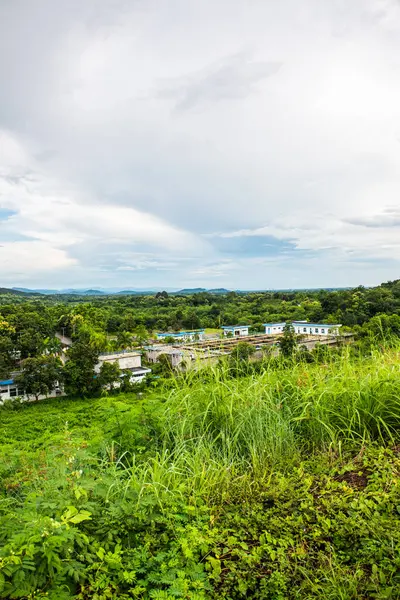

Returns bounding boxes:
[65,289,106,296]
[9,286,233,296]
[116,290,157,295]
[174,288,207,295]
[12,287,106,296]
[173,288,231,295]
[1,287,34,295]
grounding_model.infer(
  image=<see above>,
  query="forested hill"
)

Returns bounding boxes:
[0,287,34,296]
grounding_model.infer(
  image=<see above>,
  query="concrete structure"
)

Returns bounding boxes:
[221,325,250,337]
[144,346,184,368]
[0,377,63,403]
[55,332,73,348]
[0,378,20,401]
[263,322,342,336]
[264,322,286,335]
[292,322,342,336]
[156,330,205,342]
[96,350,151,383]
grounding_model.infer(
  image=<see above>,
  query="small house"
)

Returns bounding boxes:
[221,325,250,337]
[264,322,286,335]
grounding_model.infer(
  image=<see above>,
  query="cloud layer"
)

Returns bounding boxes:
[1,0,400,289]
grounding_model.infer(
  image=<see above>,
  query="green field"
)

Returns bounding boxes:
[1,347,400,598]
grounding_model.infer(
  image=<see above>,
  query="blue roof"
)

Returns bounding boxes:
[0,379,14,386]
[263,322,286,326]
[292,322,341,327]
[221,325,249,329]
[156,330,204,337]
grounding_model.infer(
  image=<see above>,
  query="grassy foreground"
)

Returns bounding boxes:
[1,347,400,598]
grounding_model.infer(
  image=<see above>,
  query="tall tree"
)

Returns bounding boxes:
[63,340,99,397]
[15,356,63,401]
[279,324,297,358]
[98,361,121,391]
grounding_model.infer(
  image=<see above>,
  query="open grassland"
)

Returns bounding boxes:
[1,346,400,599]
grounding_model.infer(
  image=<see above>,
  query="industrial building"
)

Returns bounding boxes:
[221,325,250,337]
[263,321,342,336]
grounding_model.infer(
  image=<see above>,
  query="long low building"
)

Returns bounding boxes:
[156,330,205,342]
[292,322,342,335]
[0,377,63,403]
[264,321,342,336]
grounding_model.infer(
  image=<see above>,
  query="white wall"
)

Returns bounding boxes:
[265,324,285,334]
[96,352,142,373]
[0,384,63,404]
[294,325,338,336]
[223,328,248,337]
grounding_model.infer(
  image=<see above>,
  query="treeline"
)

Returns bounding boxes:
[1,280,400,380]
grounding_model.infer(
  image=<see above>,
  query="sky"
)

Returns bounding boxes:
[1,0,400,290]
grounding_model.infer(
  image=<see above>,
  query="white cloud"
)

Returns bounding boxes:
[0,130,208,284]
[216,209,400,261]
[0,241,76,280]
[1,0,400,288]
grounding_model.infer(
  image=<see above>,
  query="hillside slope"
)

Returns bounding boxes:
[1,347,400,598]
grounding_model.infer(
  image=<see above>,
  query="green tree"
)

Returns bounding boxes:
[63,340,99,397]
[15,356,63,401]
[0,318,16,378]
[156,353,174,377]
[43,336,62,356]
[230,342,256,362]
[98,361,121,391]
[16,328,45,359]
[279,323,297,358]
[134,325,149,346]
[116,331,133,350]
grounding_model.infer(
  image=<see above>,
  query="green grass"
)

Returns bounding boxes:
[1,346,400,598]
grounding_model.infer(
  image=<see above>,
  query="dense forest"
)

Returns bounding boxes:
[1,280,400,361]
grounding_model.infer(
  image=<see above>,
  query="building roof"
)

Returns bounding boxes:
[156,330,204,337]
[98,350,141,358]
[221,325,250,329]
[129,366,152,374]
[292,322,342,327]
[263,322,286,326]
[0,379,14,386]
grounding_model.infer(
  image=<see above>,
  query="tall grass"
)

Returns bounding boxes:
[103,343,400,505]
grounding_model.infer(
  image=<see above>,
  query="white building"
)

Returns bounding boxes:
[96,350,151,383]
[156,330,205,342]
[0,378,20,402]
[292,322,342,336]
[264,322,286,335]
[263,322,342,336]
[221,325,250,337]
[0,377,63,404]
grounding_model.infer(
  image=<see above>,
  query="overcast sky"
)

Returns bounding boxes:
[1,0,400,290]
